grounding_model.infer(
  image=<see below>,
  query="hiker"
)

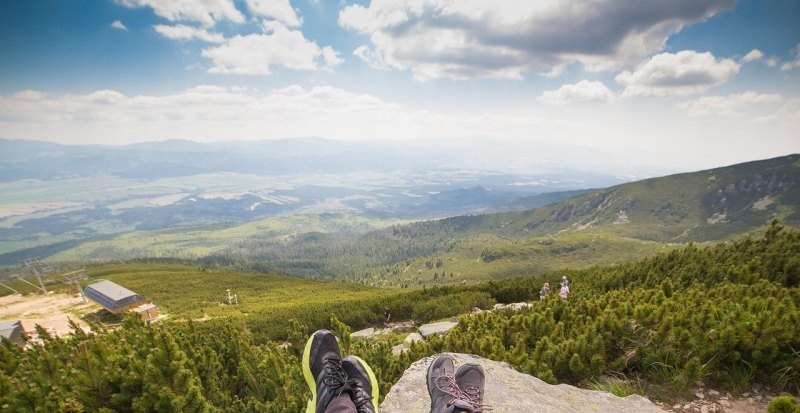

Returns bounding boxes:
[304,330,489,413]
[539,282,550,300]
[559,276,570,299]
[384,307,391,324]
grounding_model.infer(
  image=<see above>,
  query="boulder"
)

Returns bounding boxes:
[403,332,424,344]
[492,303,507,310]
[351,327,375,340]
[509,302,532,310]
[418,321,458,338]
[380,353,667,413]
[392,343,410,356]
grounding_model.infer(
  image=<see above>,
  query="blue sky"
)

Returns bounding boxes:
[1,0,799,170]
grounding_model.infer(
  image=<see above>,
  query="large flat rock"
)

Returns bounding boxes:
[418,321,458,338]
[380,353,668,413]
[351,327,375,339]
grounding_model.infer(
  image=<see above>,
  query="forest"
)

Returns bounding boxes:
[1,222,798,412]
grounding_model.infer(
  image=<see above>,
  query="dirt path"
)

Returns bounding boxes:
[0,293,99,336]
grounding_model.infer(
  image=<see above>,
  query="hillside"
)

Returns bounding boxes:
[0,138,622,265]
[382,153,800,243]
[1,224,797,412]
[200,154,799,285]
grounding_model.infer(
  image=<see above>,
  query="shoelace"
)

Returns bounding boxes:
[435,375,492,412]
[347,378,374,411]
[322,356,348,396]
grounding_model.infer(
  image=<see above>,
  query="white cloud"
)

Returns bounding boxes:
[154,24,225,43]
[679,91,782,117]
[2,86,798,169]
[353,46,388,70]
[538,80,614,105]
[764,57,779,68]
[339,0,734,80]
[110,20,128,31]
[321,46,344,70]
[0,86,566,143]
[616,51,740,98]
[780,44,800,71]
[245,0,301,27]
[741,49,763,63]
[116,0,244,27]
[201,22,341,74]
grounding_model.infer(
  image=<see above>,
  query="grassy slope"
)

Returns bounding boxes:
[85,264,395,319]
[353,154,800,285]
[372,232,677,286]
[48,213,402,262]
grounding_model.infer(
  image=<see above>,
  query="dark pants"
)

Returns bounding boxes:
[324,395,357,413]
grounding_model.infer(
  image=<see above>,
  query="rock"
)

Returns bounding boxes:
[392,343,410,356]
[418,321,458,338]
[388,322,416,334]
[351,327,376,340]
[509,302,532,310]
[708,390,720,397]
[471,307,483,314]
[700,405,709,413]
[695,380,705,388]
[695,391,705,399]
[403,332,424,344]
[380,353,668,413]
[493,303,507,310]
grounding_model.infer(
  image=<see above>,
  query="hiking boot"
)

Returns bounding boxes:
[342,355,380,413]
[427,354,473,412]
[302,330,348,413]
[455,363,489,411]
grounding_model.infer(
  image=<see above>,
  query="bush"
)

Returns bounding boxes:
[768,396,798,413]
[412,291,495,323]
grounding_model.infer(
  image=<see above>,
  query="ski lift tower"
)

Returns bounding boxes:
[61,269,89,303]
[21,258,53,294]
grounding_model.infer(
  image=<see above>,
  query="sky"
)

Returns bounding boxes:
[1,0,799,171]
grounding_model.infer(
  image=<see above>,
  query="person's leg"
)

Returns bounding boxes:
[455,363,489,411]
[324,395,358,413]
[303,330,350,413]
[342,356,380,413]
[426,354,491,413]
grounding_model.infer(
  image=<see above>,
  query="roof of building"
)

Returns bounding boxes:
[0,320,23,341]
[132,303,156,312]
[85,280,145,311]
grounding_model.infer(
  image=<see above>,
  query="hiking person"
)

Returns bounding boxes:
[559,276,570,299]
[304,330,490,413]
[384,307,391,324]
[539,282,550,300]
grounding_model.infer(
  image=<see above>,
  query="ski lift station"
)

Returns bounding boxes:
[84,280,159,321]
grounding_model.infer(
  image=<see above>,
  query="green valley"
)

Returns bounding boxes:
[2,222,798,411]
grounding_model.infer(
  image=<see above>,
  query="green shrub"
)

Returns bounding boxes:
[768,396,798,413]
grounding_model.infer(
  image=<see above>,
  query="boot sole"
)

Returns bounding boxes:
[302,331,320,413]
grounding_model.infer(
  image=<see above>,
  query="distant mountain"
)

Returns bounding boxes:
[196,154,800,284]
[413,154,800,242]
[0,137,656,183]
